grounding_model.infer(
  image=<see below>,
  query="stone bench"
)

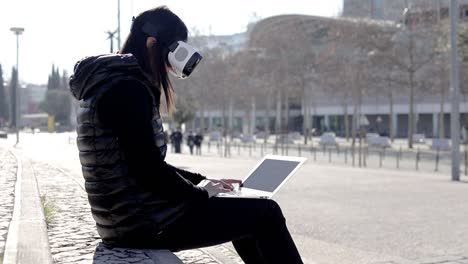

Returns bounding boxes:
[93,243,183,264]
[319,133,338,147]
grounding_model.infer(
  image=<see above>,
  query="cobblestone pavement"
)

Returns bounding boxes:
[0,148,17,264]
[375,255,468,264]
[32,161,228,264]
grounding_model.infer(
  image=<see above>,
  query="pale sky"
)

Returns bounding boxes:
[0,0,343,84]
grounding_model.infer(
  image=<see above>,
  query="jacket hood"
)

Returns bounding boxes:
[69,54,149,100]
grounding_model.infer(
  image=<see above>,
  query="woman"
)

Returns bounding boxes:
[70,6,303,264]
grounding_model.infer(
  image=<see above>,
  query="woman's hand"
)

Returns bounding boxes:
[209,179,243,190]
[198,180,232,198]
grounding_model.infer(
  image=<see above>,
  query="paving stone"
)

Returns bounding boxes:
[33,161,225,264]
[0,148,17,260]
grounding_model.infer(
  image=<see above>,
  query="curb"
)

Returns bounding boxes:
[202,246,241,264]
[3,149,53,264]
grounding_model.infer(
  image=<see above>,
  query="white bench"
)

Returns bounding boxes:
[431,138,450,151]
[93,243,183,264]
[366,133,379,142]
[241,134,256,143]
[209,131,222,142]
[412,134,426,144]
[319,133,338,147]
[368,136,391,148]
[275,135,295,144]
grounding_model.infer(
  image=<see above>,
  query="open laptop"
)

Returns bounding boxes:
[217,155,306,199]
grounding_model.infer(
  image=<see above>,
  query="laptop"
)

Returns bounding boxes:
[217,155,306,199]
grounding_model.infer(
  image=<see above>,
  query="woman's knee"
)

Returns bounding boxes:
[266,200,285,220]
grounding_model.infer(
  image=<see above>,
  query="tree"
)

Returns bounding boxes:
[171,96,197,128]
[41,65,72,126]
[9,68,18,128]
[47,64,62,90]
[391,9,438,148]
[0,64,9,127]
[39,90,71,126]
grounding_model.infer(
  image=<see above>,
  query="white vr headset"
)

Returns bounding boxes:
[142,22,203,79]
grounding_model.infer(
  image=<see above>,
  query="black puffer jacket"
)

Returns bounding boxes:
[69,54,208,246]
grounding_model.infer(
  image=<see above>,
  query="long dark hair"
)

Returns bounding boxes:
[120,6,188,112]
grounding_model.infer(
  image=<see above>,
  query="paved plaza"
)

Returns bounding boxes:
[1,132,468,264]
[0,149,16,264]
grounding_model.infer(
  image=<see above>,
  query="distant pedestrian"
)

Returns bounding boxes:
[195,130,204,155]
[171,129,183,153]
[187,131,195,155]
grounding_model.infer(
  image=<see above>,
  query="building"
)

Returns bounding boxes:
[343,0,468,22]
[19,84,47,127]
[191,12,468,139]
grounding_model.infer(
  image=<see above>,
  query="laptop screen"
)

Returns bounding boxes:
[242,159,301,193]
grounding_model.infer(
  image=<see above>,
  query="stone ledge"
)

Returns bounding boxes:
[3,151,53,264]
[93,243,183,264]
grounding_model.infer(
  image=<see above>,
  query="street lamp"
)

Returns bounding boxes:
[10,27,24,145]
[449,0,460,181]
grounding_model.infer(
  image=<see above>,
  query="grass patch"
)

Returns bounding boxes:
[40,194,56,228]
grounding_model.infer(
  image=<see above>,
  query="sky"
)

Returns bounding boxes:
[0,0,343,84]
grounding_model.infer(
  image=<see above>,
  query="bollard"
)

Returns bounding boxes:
[435,149,440,172]
[399,146,403,161]
[379,150,383,168]
[352,145,355,167]
[345,148,348,164]
[261,143,264,157]
[286,144,289,156]
[238,143,241,155]
[415,148,420,171]
[208,142,211,153]
[465,148,468,176]
[363,147,367,168]
[313,147,317,161]
[396,150,400,169]
[328,148,332,163]
[254,141,256,151]
[298,145,302,157]
[249,144,252,157]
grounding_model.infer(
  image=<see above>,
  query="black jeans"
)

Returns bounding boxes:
[150,197,303,264]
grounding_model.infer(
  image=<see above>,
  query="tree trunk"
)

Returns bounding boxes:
[303,91,310,145]
[200,106,205,132]
[265,91,271,144]
[408,70,415,149]
[228,97,234,139]
[389,92,395,142]
[352,102,358,147]
[439,87,445,139]
[275,89,282,135]
[285,94,290,134]
[344,103,350,142]
[250,97,256,135]
[408,25,415,149]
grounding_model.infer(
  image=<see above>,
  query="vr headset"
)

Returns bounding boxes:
[142,22,203,79]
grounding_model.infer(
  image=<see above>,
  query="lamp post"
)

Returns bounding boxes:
[10,27,24,145]
[117,0,121,50]
[450,0,460,181]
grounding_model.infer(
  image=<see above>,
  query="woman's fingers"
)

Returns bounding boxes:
[221,179,242,185]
